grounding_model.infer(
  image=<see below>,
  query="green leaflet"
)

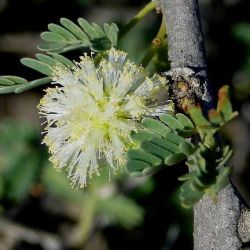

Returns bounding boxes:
[104,23,119,46]
[50,53,75,68]
[130,130,154,143]
[176,113,194,129]
[0,76,28,90]
[142,117,170,137]
[38,43,66,52]
[35,54,65,68]
[179,141,195,155]
[217,85,237,122]
[0,77,51,94]
[159,114,184,130]
[78,18,100,38]
[164,153,186,166]
[0,78,15,86]
[48,23,77,41]
[208,109,224,125]
[178,172,196,181]
[179,181,204,208]
[0,76,27,85]
[0,84,21,94]
[38,18,119,53]
[141,141,172,160]
[127,159,151,172]
[188,86,238,138]
[41,32,67,43]
[60,18,89,41]
[21,58,53,76]
[207,86,238,127]
[127,149,162,166]
[92,22,105,36]
[165,133,186,145]
[15,77,51,93]
[218,146,233,168]
[215,167,232,192]
[188,107,211,128]
[150,136,180,154]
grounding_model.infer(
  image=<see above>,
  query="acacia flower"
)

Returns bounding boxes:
[38,48,170,187]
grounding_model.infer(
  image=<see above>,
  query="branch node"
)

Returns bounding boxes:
[164,67,209,111]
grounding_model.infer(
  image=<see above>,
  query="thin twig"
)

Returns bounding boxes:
[119,2,156,41]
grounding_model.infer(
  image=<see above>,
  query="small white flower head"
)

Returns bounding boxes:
[38,48,171,187]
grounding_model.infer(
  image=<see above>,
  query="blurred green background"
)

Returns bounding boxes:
[0,0,249,249]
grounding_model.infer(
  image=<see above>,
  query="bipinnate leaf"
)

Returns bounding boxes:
[38,18,119,53]
[126,87,236,208]
[178,144,232,207]
[0,53,74,94]
[126,114,197,173]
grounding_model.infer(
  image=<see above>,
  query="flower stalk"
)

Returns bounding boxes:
[140,16,166,68]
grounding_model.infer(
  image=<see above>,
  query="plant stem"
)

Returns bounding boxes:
[140,16,166,68]
[160,0,248,249]
[119,2,156,41]
[73,194,97,247]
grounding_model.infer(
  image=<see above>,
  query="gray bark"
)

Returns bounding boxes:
[160,0,249,249]
[160,0,207,70]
